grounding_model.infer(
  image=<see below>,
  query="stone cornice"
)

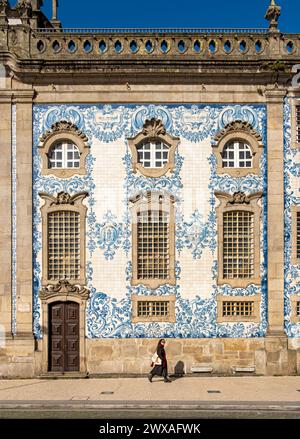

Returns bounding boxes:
[0,25,300,83]
[264,86,287,102]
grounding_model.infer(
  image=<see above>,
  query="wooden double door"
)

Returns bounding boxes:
[49,301,80,372]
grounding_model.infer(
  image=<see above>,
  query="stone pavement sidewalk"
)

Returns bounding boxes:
[0,376,300,418]
[0,376,299,402]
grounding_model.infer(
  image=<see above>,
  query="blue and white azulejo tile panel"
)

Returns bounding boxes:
[33,103,268,339]
[284,97,300,337]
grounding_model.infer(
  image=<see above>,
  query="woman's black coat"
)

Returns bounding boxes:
[150,343,168,376]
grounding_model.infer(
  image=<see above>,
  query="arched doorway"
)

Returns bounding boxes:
[49,301,80,372]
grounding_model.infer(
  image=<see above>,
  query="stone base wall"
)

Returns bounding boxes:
[86,337,300,377]
[0,337,299,378]
[0,337,35,378]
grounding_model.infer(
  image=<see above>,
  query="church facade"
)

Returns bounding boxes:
[0,0,300,377]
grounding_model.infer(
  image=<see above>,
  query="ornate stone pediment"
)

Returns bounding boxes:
[130,190,175,206]
[39,280,90,301]
[213,120,262,144]
[39,191,88,207]
[40,121,89,144]
[142,118,166,138]
[215,191,263,207]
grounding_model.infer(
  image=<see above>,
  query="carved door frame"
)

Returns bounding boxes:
[39,289,89,374]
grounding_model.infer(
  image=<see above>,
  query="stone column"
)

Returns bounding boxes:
[0,93,12,339]
[14,91,35,339]
[265,87,288,374]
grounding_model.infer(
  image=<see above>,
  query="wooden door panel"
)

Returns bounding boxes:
[49,301,80,372]
[65,302,79,371]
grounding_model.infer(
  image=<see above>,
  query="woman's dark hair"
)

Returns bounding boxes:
[157,339,165,349]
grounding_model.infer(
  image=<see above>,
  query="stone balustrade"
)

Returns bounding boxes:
[30,30,299,59]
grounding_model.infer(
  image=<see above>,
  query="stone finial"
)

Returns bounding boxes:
[31,0,43,10]
[17,0,33,18]
[265,0,281,32]
[51,0,61,28]
[0,0,9,16]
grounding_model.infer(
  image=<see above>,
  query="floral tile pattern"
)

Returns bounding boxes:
[283,98,300,337]
[32,103,268,339]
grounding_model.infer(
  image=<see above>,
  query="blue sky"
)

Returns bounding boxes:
[13,1,300,32]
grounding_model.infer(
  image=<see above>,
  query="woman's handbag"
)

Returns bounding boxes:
[151,352,162,366]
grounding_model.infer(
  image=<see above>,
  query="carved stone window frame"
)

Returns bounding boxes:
[291,97,300,149]
[39,121,90,178]
[39,191,88,286]
[291,205,300,265]
[38,280,90,374]
[290,295,300,323]
[215,191,262,288]
[127,118,180,178]
[212,120,263,177]
[131,294,176,323]
[216,294,261,323]
[130,191,176,290]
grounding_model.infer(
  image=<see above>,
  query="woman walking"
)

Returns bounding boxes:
[148,339,172,383]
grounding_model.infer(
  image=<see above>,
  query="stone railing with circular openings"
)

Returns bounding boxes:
[31,31,300,58]
[36,27,270,34]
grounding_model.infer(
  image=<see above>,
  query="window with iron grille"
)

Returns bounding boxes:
[222,301,254,317]
[137,300,169,317]
[297,301,300,317]
[48,142,80,169]
[223,210,254,279]
[296,106,300,144]
[222,141,253,168]
[137,210,169,279]
[297,211,300,259]
[48,211,80,280]
[137,141,169,169]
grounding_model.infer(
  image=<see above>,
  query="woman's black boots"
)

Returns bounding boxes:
[148,373,153,382]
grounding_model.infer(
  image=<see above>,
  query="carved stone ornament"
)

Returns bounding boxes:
[227,191,251,205]
[39,191,88,206]
[130,190,175,206]
[39,280,90,301]
[17,0,33,18]
[213,120,262,144]
[40,120,89,144]
[0,0,9,15]
[215,191,263,207]
[265,0,281,30]
[142,118,166,138]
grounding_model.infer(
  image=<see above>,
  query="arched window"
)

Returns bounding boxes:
[222,140,253,169]
[212,120,263,176]
[39,121,90,178]
[128,118,179,178]
[48,142,80,169]
[136,140,170,169]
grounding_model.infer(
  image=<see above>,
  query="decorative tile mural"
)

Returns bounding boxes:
[32,103,268,339]
[284,98,300,337]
